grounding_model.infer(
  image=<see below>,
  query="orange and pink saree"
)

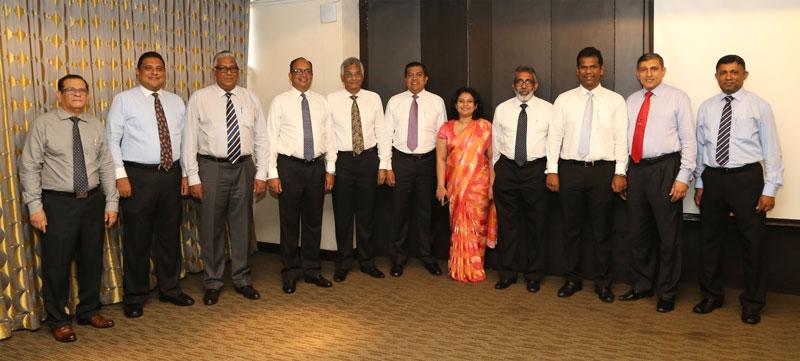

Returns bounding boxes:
[437,119,497,283]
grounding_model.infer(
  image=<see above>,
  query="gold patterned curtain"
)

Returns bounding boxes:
[0,0,250,340]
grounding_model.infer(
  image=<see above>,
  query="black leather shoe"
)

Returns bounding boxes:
[390,264,404,277]
[495,278,518,290]
[282,278,297,294]
[123,303,143,318]
[526,280,541,293]
[360,266,386,279]
[692,298,723,314]
[235,285,261,300]
[203,289,220,305]
[618,289,654,301]
[159,292,195,306]
[424,262,443,276]
[557,281,582,297]
[596,286,615,303]
[333,269,349,282]
[741,308,761,325]
[304,275,333,288]
[656,299,675,313]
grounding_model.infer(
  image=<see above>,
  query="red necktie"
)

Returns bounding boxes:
[631,91,653,163]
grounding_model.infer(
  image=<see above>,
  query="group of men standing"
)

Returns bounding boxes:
[18,46,783,342]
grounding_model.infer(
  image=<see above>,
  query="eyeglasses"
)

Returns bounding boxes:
[514,79,536,86]
[62,87,89,95]
[291,68,313,75]
[214,66,240,73]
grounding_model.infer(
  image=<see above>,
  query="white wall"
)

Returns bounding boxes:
[655,0,799,219]
[248,0,360,248]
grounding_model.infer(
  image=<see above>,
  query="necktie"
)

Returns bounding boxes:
[301,93,314,160]
[630,91,653,164]
[407,94,419,151]
[351,95,364,155]
[577,92,594,159]
[153,93,173,171]
[70,116,89,198]
[514,103,528,166]
[225,92,242,164]
[716,95,734,166]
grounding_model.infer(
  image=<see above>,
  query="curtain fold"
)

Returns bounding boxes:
[0,0,250,340]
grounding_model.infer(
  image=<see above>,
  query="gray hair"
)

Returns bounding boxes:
[213,50,237,66]
[513,65,538,84]
[340,57,364,76]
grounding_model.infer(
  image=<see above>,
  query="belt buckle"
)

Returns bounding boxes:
[76,191,88,199]
[584,161,594,167]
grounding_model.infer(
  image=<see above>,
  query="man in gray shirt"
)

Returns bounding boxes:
[19,74,119,342]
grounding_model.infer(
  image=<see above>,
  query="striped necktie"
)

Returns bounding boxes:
[225,92,242,164]
[715,95,734,166]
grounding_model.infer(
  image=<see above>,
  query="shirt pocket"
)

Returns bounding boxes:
[237,104,255,129]
[732,108,758,142]
[595,107,613,143]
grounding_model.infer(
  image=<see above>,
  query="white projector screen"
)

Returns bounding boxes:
[654,0,799,220]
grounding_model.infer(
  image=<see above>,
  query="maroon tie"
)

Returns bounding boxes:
[153,93,173,171]
[407,94,419,151]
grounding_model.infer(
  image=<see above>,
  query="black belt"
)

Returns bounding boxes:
[338,146,376,157]
[706,162,760,174]
[198,154,251,163]
[560,159,614,167]
[124,160,180,170]
[393,148,434,160]
[501,155,545,167]
[43,187,99,199]
[278,154,324,164]
[631,152,680,165]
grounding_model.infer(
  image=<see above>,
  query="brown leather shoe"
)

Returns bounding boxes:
[77,314,115,328]
[51,325,77,342]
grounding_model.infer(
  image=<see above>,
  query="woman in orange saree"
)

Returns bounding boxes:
[435,87,497,283]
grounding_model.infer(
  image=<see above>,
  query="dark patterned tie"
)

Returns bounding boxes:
[301,93,314,160]
[407,94,418,151]
[716,95,734,166]
[225,92,241,164]
[153,93,173,171]
[351,95,364,155]
[515,103,528,166]
[70,116,89,198]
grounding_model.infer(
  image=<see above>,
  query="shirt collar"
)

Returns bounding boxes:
[719,88,746,102]
[645,83,666,97]
[407,89,427,98]
[56,108,88,122]
[215,84,239,97]
[579,83,603,96]
[139,85,163,98]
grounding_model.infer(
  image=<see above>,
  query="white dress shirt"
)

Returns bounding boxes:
[327,88,391,169]
[492,96,553,165]
[183,84,269,185]
[107,86,186,178]
[384,89,447,169]
[266,87,336,179]
[548,84,628,175]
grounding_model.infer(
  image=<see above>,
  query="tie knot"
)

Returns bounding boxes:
[724,95,734,103]
[350,95,357,100]
[225,92,232,99]
[645,91,653,98]
[520,103,528,109]
[301,93,307,99]
[587,92,594,98]
[412,94,418,99]
[69,116,81,123]
[152,92,159,98]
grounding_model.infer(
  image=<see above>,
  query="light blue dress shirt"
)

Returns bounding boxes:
[626,83,696,184]
[695,88,784,196]
[107,86,186,178]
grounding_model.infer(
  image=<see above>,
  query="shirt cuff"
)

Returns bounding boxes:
[267,167,279,180]
[27,200,43,214]
[326,163,335,175]
[115,167,128,179]
[676,169,692,185]
[188,174,201,186]
[614,163,627,175]
[255,169,267,181]
[762,184,777,197]
[695,177,704,189]
[546,162,559,174]
[105,200,119,213]
[379,160,391,170]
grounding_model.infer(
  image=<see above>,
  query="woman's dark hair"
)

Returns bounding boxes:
[449,86,483,120]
